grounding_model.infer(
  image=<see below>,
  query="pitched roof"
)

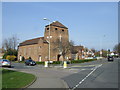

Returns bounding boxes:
[19,37,44,46]
[73,46,84,50]
[46,21,68,29]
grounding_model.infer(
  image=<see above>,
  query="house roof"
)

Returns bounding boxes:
[73,46,84,50]
[19,37,44,46]
[45,21,68,29]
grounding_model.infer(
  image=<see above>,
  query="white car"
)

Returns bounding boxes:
[0,59,11,67]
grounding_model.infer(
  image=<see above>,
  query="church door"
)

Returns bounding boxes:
[57,54,61,61]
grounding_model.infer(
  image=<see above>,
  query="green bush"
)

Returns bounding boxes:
[3,49,18,59]
[36,62,44,64]
[52,61,61,64]
[28,57,32,59]
[21,56,25,61]
[6,55,16,61]
[36,61,62,65]
[36,59,97,65]
[71,59,97,64]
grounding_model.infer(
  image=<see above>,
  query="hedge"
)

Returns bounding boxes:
[36,59,97,65]
[6,55,16,61]
[71,59,97,64]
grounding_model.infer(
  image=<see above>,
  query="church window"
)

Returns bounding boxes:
[55,28,58,30]
[47,28,49,30]
[62,29,64,32]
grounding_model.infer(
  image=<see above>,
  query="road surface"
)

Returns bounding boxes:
[4,58,119,89]
[62,58,119,89]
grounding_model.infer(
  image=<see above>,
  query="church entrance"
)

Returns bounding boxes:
[57,54,61,61]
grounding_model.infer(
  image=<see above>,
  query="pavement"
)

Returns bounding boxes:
[3,58,119,89]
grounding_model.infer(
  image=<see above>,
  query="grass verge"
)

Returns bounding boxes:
[2,69,36,89]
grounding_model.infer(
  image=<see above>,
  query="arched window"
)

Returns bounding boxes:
[55,28,58,30]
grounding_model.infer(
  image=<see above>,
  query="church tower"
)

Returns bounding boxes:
[44,21,69,61]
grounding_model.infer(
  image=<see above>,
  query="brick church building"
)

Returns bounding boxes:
[18,21,70,62]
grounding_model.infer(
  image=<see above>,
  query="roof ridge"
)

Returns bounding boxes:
[22,37,43,42]
[19,37,44,46]
[46,21,68,29]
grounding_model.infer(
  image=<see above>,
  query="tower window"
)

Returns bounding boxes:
[62,29,64,32]
[55,28,58,30]
[47,28,49,30]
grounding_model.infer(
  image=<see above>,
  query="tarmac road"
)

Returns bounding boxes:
[62,58,119,89]
[3,58,119,89]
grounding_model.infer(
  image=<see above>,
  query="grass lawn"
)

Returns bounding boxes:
[2,69,36,88]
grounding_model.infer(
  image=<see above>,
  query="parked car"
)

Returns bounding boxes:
[108,56,114,61]
[25,59,36,66]
[0,59,11,68]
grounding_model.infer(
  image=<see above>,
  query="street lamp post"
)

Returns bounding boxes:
[100,35,106,58]
[43,18,52,67]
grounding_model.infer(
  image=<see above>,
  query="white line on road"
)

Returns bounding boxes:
[70,64,102,90]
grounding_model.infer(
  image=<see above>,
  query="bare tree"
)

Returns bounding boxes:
[2,35,19,51]
[52,39,74,61]
[11,35,19,50]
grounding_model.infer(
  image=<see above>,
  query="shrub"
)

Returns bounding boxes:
[22,56,25,61]
[6,55,16,61]
[36,62,44,64]
[52,61,61,64]
[28,57,32,59]
[3,49,18,59]
[36,61,61,64]
[36,59,97,65]
[71,59,97,64]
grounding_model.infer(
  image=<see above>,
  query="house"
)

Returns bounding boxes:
[71,46,84,60]
[0,48,4,59]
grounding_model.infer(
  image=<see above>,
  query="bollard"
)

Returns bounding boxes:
[63,61,67,68]
[44,61,48,67]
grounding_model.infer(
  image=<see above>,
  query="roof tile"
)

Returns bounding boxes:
[19,37,44,46]
[46,21,68,29]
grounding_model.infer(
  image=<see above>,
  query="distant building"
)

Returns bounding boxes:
[71,46,84,60]
[71,46,95,60]
[0,48,4,59]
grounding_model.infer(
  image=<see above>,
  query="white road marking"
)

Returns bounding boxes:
[71,64,102,90]
[71,64,100,67]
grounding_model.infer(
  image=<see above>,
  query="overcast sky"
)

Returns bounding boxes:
[2,2,118,51]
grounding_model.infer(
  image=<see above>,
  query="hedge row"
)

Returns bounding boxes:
[35,59,97,65]
[71,59,97,64]
[36,61,61,64]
